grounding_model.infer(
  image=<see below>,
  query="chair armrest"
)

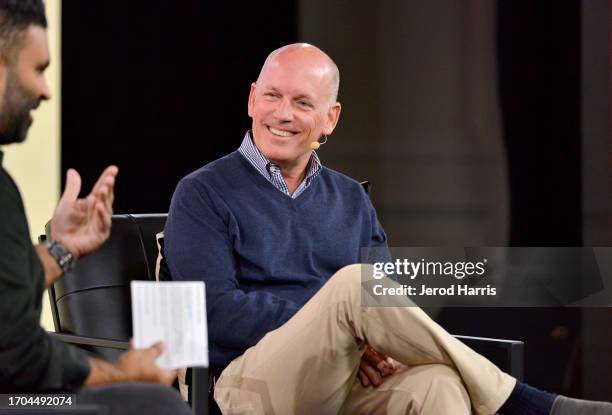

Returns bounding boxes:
[454,335,524,381]
[48,332,130,350]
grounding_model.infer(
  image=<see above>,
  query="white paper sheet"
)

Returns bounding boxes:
[131,281,208,369]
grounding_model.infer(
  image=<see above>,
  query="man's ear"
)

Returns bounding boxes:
[322,102,342,135]
[247,82,257,118]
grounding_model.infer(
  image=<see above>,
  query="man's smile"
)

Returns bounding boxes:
[267,125,298,137]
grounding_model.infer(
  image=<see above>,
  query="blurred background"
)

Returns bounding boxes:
[3,0,611,401]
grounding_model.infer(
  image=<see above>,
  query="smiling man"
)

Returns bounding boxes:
[247,45,340,194]
[163,43,612,414]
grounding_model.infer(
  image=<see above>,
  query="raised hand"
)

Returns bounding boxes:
[50,166,118,259]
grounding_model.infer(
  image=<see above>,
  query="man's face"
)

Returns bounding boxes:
[0,26,50,145]
[248,51,341,168]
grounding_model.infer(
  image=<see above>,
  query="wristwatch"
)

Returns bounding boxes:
[44,239,76,273]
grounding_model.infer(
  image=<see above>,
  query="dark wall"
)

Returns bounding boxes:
[438,0,585,396]
[62,0,297,213]
[492,2,583,393]
[497,0,582,246]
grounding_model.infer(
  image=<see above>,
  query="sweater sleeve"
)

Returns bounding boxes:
[362,189,391,264]
[369,201,388,249]
[0,187,90,392]
[164,177,300,351]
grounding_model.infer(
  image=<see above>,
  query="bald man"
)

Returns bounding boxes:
[162,44,611,415]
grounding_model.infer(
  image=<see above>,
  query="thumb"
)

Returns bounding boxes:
[61,169,82,202]
[149,341,165,357]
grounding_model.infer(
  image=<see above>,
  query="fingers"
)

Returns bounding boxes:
[360,359,382,386]
[145,344,175,386]
[60,166,117,218]
[148,341,165,357]
[91,165,118,208]
[99,165,118,192]
[363,347,395,376]
[60,169,82,203]
[363,347,384,369]
[358,369,370,387]
[359,347,395,389]
[386,356,396,371]
[118,341,176,385]
[101,171,116,215]
[129,339,164,355]
[101,166,117,211]
[92,165,119,194]
[95,201,112,234]
[89,167,117,235]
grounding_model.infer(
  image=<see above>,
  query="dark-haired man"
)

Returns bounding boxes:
[0,1,190,413]
[164,43,612,414]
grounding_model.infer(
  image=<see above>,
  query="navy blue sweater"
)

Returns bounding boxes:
[163,151,387,369]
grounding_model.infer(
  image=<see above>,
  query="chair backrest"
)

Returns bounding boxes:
[361,180,371,195]
[47,214,167,360]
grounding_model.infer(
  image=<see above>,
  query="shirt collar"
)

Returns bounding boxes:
[238,131,322,182]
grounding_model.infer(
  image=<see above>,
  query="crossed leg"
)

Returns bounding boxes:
[340,363,470,415]
[214,264,515,415]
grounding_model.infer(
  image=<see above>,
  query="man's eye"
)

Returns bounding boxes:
[297,101,312,108]
[264,92,277,98]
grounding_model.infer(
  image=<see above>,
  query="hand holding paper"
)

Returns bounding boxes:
[131,281,209,370]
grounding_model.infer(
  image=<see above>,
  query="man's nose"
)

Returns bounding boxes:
[273,98,293,121]
[40,77,51,101]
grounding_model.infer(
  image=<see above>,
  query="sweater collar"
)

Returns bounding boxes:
[238,130,322,185]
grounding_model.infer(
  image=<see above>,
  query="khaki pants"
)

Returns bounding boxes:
[214,264,515,415]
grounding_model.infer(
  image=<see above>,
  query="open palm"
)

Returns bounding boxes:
[51,166,118,259]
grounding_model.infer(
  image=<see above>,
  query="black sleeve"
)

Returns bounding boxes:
[0,178,90,392]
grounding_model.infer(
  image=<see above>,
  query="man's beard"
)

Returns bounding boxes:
[0,70,39,145]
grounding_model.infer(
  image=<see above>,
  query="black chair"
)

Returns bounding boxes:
[44,214,208,415]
